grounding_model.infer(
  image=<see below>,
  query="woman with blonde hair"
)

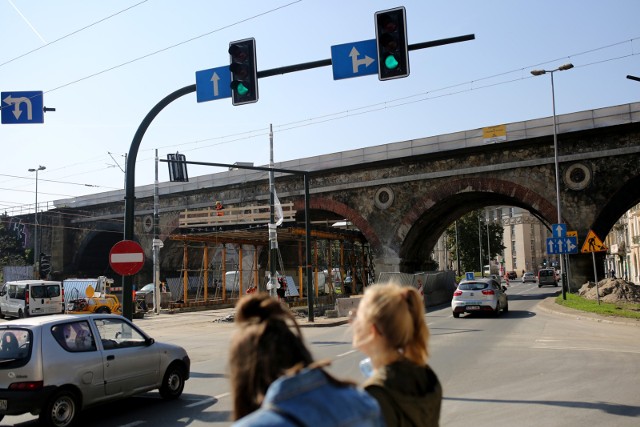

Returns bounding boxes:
[229,293,383,427]
[351,282,442,427]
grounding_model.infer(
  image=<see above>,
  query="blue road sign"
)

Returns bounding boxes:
[1,91,44,124]
[331,39,378,80]
[552,223,567,238]
[195,66,231,103]
[546,236,578,254]
[465,272,475,281]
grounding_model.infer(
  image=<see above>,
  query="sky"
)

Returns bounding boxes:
[1,0,639,214]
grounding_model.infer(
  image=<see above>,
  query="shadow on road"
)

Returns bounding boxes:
[444,396,640,418]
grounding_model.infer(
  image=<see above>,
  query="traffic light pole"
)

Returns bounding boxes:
[122,33,475,320]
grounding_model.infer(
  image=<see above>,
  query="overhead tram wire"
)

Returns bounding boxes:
[4,34,637,192]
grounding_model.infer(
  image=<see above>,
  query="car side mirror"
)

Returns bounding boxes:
[146,337,155,346]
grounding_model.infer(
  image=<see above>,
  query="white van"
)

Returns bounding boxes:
[0,280,65,319]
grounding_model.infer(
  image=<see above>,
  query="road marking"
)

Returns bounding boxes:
[532,345,640,354]
[119,422,145,427]
[185,393,229,408]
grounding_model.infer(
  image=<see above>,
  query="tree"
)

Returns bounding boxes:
[0,214,29,267]
[446,210,505,273]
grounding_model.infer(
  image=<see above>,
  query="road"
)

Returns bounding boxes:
[2,281,639,426]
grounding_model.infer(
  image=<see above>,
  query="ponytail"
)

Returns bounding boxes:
[361,283,429,365]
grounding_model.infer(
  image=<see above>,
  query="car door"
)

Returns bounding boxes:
[93,317,160,397]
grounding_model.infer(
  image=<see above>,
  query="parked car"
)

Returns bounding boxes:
[538,268,558,287]
[0,314,190,427]
[0,280,65,319]
[507,271,517,280]
[451,277,508,318]
[522,272,537,283]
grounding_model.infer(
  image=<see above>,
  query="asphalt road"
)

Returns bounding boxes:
[2,282,639,426]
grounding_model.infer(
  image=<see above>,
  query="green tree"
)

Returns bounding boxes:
[446,210,505,273]
[0,214,28,267]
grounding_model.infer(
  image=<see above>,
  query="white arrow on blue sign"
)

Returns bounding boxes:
[1,91,44,124]
[552,223,567,238]
[331,39,378,80]
[195,66,231,103]
[546,236,577,254]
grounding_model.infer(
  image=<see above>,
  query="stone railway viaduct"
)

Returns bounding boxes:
[19,102,640,290]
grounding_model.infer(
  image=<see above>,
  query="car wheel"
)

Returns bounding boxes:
[504,301,509,313]
[0,309,4,319]
[95,307,111,314]
[18,309,25,318]
[40,389,79,427]
[453,312,460,318]
[159,363,186,399]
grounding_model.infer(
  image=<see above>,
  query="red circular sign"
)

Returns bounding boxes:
[109,240,145,276]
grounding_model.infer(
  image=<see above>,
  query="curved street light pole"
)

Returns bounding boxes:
[531,63,573,299]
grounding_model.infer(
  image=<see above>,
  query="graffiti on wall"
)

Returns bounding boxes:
[8,218,29,249]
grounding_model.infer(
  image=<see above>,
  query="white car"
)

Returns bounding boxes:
[0,314,190,426]
[452,277,508,318]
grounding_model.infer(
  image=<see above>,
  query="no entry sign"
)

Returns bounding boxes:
[109,240,145,276]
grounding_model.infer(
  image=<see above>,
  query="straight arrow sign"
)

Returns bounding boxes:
[195,66,231,102]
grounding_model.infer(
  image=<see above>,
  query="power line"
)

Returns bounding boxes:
[0,0,150,68]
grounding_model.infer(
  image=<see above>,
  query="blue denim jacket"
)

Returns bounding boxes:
[232,368,384,427]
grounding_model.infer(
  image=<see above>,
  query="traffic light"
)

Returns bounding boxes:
[167,152,188,182]
[229,38,258,105]
[375,6,409,81]
[39,253,51,278]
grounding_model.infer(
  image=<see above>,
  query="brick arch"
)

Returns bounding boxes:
[293,197,381,250]
[396,177,558,271]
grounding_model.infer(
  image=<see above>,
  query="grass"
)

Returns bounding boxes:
[555,292,640,319]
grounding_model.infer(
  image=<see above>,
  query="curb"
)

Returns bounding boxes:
[537,296,640,327]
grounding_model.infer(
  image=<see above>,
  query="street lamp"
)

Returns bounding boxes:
[531,63,573,299]
[28,165,46,276]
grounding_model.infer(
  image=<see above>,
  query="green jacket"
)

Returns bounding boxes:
[363,360,442,427]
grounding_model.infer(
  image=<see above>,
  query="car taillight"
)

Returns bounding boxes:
[482,290,495,295]
[453,290,462,296]
[9,381,43,391]
[25,289,29,305]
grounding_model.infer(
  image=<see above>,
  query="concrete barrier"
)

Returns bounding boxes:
[335,296,363,317]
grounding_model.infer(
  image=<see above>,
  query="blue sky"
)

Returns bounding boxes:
[1,0,639,212]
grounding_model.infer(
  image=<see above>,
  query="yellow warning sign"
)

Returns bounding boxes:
[483,124,507,143]
[567,230,578,238]
[581,230,608,253]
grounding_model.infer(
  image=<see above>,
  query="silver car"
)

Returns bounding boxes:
[451,277,508,318]
[0,314,190,427]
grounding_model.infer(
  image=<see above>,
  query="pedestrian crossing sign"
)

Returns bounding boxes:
[581,230,608,253]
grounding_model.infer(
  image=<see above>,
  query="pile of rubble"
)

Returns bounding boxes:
[578,278,640,303]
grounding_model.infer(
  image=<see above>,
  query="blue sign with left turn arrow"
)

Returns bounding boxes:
[195,66,231,103]
[1,91,44,124]
[331,39,378,80]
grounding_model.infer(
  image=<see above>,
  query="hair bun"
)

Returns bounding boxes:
[235,293,287,324]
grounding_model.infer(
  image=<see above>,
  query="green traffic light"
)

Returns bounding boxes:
[384,54,399,70]
[236,83,249,96]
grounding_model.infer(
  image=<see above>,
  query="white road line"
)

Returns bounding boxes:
[118,422,145,427]
[185,393,230,408]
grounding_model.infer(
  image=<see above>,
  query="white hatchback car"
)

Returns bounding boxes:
[0,314,190,427]
[452,277,508,318]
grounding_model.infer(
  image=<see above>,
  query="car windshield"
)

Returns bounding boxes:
[458,282,489,291]
[140,284,155,292]
[540,270,554,276]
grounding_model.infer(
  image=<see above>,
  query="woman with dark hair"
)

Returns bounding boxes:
[351,283,442,427]
[229,293,382,427]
